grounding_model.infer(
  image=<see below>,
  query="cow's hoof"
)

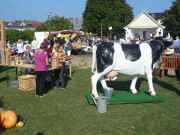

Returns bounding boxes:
[132,91,139,95]
[151,93,158,97]
[92,93,99,99]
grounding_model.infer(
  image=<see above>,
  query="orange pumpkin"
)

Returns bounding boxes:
[0,110,17,129]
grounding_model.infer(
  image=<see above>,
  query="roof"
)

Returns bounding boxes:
[23,20,40,25]
[4,20,41,28]
[69,18,83,31]
[32,23,45,28]
[124,10,165,29]
[148,13,162,20]
[51,30,84,35]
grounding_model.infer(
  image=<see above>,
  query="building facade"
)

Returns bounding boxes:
[69,18,83,31]
[5,20,41,31]
[124,10,165,40]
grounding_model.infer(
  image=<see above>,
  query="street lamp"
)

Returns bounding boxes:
[101,24,103,41]
[46,12,51,34]
[108,26,112,41]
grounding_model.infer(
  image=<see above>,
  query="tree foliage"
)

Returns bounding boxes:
[82,0,133,35]
[35,23,48,31]
[160,0,180,34]
[5,29,34,43]
[35,15,73,32]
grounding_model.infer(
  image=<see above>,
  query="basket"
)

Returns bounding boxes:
[152,69,161,77]
[18,75,36,91]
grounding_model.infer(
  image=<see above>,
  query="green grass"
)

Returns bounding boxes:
[0,66,180,135]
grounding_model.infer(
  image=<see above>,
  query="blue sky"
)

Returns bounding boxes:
[0,0,174,22]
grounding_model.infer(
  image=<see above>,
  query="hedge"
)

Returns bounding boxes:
[0,29,34,43]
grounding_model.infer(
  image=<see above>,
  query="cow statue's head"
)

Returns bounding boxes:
[155,33,173,50]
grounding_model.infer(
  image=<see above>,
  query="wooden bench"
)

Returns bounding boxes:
[162,56,180,79]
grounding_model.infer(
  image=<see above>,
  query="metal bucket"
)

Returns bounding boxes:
[96,96,107,113]
[91,95,107,113]
[104,88,114,99]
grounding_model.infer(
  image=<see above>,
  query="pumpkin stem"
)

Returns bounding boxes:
[2,117,5,122]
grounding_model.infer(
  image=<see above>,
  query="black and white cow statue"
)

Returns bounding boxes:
[91,35,173,99]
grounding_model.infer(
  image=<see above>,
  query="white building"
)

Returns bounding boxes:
[124,10,165,40]
[5,20,40,31]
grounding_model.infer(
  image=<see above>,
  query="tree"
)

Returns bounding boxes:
[160,0,180,34]
[35,23,48,31]
[82,0,133,36]
[35,15,73,31]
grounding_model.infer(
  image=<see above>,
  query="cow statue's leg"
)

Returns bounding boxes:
[100,76,108,89]
[100,76,113,90]
[130,76,139,95]
[91,73,102,99]
[145,68,158,97]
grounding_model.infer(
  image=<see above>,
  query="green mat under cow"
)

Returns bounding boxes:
[86,91,165,104]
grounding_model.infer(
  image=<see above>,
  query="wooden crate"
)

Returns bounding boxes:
[11,61,16,66]
[18,75,36,91]
[52,57,59,69]
[1,49,6,65]
[0,20,6,51]
[22,64,35,69]
[5,48,11,65]
[15,57,21,65]
[20,60,25,65]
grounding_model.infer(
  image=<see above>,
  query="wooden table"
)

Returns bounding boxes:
[72,47,86,55]
[0,55,73,88]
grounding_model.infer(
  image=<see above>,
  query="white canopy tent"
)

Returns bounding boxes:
[124,10,165,40]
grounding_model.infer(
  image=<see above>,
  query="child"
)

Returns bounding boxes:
[53,43,60,57]
[34,43,49,98]
[54,44,66,90]
[24,45,33,74]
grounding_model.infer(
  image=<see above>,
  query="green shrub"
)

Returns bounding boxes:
[2,29,34,43]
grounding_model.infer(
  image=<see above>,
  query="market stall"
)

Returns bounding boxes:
[72,43,86,55]
[0,20,73,90]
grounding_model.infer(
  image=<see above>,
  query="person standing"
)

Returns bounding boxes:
[46,35,54,59]
[54,45,66,90]
[24,45,33,74]
[17,39,24,59]
[88,37,93,47]
[169,36,180,54]
[6,41,11,48]
[66,39,73,56]
[169,35,180,77]
[31,36,39,54]
[34,43,49,98]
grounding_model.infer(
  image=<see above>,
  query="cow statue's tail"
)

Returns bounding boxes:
[92,45,97,73]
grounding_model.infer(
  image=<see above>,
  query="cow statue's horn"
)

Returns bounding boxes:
[154,34,158,38]
[165,33,171,40]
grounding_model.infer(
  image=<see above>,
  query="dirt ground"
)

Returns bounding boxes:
[71,55,93,68]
